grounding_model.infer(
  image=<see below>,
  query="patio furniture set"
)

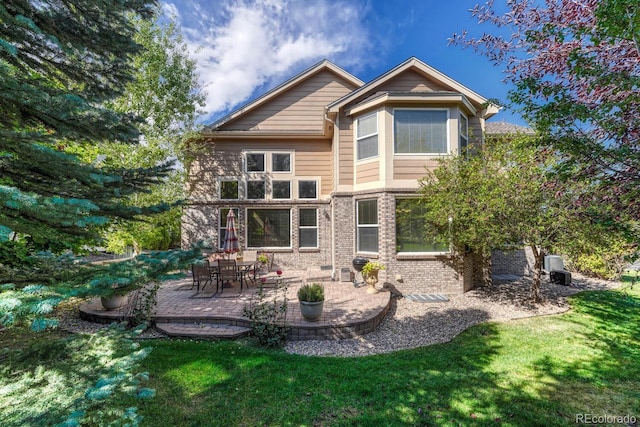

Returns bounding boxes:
[191,251,274,296]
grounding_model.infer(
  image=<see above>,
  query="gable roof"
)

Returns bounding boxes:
[207,60,364,130]
[327,57,500,118]
[485,121,535,135]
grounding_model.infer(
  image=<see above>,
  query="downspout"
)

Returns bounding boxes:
[324,111,338,280]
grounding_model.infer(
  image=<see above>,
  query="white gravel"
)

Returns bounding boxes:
[284,273,622,357]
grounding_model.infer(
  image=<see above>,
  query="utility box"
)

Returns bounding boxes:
[550,270,572,286]
[544,255,564,272]
[340,268,352,282]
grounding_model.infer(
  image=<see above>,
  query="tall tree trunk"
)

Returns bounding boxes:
[530,245,543,303]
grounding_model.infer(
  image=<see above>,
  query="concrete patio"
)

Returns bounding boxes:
[79,269,392,341]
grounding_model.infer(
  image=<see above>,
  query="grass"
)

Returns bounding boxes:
[2,279,638,426]
[115,280,639,427]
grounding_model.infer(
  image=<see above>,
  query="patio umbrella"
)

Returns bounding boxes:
[222,209,240,258]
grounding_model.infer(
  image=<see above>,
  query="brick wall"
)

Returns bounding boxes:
[492,247,535,276]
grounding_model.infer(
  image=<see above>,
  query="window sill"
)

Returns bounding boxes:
[396,253,451,261]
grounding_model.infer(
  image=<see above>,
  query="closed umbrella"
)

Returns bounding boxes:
[222,209,240,258]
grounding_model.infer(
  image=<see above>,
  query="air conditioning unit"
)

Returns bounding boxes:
[544,255,564,272]
[550,270,572,286]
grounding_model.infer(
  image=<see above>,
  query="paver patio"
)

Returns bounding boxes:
[79,269,392,340]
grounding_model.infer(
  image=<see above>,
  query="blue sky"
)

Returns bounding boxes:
[162,0,525,126]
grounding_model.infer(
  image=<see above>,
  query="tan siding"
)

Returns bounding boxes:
[220,70,357,131]
[393,158,440,180]
[187,138,332,199]
[356,161,379,184]
[376,69,449,93]
[337,111,354,185]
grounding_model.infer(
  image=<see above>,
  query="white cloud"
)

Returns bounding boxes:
[164,0,373,122]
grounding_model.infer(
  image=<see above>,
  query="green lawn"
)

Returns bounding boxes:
[119,280,639,426]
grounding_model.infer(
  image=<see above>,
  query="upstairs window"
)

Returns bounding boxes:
[246,153,265,172]
[298,180,317,199]
[459,113,469,154]
[247,180,266,199]
[272,180,291,199]
[394,109,448,154]
[220,180,239,199]
[272,153,291,172]
[356,112,378,160]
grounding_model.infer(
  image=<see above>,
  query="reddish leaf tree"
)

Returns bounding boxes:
[451,0,640,219]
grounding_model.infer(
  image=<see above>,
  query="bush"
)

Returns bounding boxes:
[297,283,324,302]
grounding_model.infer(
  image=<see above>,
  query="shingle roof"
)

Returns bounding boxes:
[485,121,535,135]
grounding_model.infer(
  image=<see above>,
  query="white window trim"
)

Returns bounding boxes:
[244,151,266,173]
[392,108,450,156]
[297,178,319,199]
[356,111,379,162]
[395,197,450,255]
[245,207,292,250]
[356,199,379,254]
[459,112,469,154]
[271,151,294,174]
[298,208,318,249]
[272,180,292,200]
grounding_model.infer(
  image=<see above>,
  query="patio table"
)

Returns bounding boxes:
[210,260,257,287]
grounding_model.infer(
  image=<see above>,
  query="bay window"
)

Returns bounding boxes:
[394,109,448,154]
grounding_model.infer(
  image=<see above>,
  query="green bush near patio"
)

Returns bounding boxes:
[108,284,639,427]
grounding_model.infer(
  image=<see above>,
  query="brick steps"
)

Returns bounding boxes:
[156,322,251,339]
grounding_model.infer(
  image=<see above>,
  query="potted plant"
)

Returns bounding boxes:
[100,283,131,311]
[297,282,324,321]
[361,261,385,293]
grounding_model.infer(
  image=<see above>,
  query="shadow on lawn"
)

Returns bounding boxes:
[133,289,640,426]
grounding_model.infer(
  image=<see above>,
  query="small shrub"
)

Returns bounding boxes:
[243,283,289,347]
[297,283,324,302]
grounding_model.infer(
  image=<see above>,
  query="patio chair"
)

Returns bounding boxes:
[241,251,258,284]
[191,260,218,293]
[217,259,244,291]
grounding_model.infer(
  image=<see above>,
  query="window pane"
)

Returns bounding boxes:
[272,181,291,199]
[246,153,265,172]
[272,153,291,172]
[219,208,239,249]
[358,227,378,252]
[357,135,378,160]
[357,199,377,225]
[247,180,265,199]
[299,208,317,226]
[395,198,449,252]
[300,228,318,248]
[394,110,448,154]
[247,209,291,247]
[220,180,239,199]
[298,180,317,199]
[357,112,377,138]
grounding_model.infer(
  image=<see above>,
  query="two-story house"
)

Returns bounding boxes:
[182,57,500,295]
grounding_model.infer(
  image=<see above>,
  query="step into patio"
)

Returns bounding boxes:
[405,294,450,303]
[156,322,251,340]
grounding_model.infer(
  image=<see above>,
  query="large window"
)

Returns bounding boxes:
[298,208,318,248]
[219,207,239,249]
[357,199,378,253]
[394,109,448,154]
[247,209,291,248]
[356,112,378,160]
[395,198,449,253]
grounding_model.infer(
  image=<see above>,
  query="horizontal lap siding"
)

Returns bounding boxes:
[337,111,354,185]
[392,158,439,180]
[376,69,448,92]
[221,70,357,131]
[356,161,379,184]
[188,139,332,199]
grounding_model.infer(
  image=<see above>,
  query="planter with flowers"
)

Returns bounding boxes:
[297,282,324,321]
[361,261,385,294]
